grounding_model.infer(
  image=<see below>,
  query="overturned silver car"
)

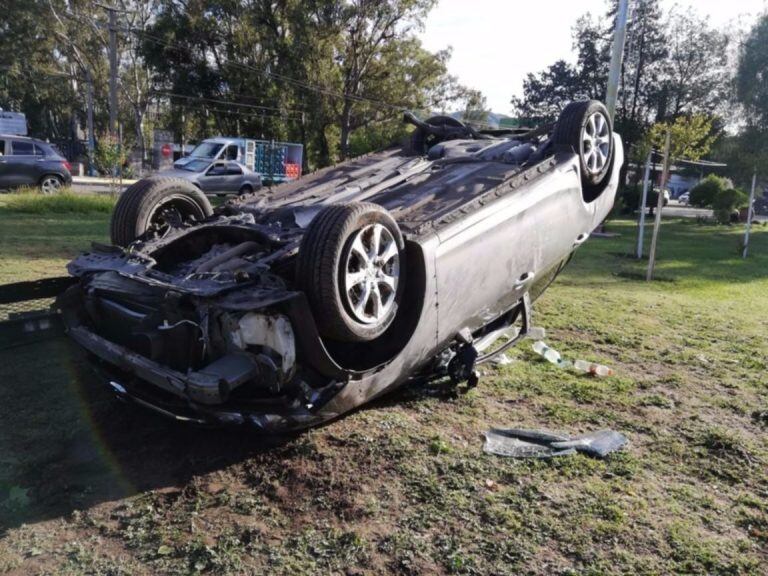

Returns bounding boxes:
[58,100,623,431]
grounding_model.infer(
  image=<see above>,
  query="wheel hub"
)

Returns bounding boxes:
[344,223,400,324]
[581,112,611,176]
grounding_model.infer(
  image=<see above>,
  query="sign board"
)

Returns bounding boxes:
[152,129,175,170]
[0,111,28,136]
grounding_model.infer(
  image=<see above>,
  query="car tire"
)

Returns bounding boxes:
[296,202,406,342]
[110,177,213,246]
[238,184,254,195]
[39,174,64,195]
[553,100,614,200]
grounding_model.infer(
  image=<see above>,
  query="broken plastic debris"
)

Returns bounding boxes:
[484,428,628,459]
[572,359,615,377]
[550,430,629,458]
[483,428,576,459]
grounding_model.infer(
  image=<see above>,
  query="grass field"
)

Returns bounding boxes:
[0,195,766,575]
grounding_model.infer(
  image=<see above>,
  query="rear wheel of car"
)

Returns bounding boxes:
[110,177,213,246]
[553,100,614,200]
[296,202,406,342]
[238,184,253,195]
[40,175,63,195]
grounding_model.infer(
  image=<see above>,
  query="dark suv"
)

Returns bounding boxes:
[0,135,72,193]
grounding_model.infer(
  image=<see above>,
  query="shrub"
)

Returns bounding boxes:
[619,184,665,214]
[689,174,730,208]
[713,188,749,224]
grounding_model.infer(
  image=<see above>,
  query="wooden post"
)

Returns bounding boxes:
[743,170,757,258]
[646,131,671,281]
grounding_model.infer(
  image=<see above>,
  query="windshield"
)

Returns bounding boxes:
[181,159,211,172]
[189,142,224,159]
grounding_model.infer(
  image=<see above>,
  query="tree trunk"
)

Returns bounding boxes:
[340,97,353,159]
[134,107,145,165]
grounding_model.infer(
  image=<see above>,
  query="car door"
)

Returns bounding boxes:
[221,162,245,192]
[7,140,38,186]
[200,163,228,193]
[433,156,595,342]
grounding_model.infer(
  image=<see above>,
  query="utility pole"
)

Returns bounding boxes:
[636,150,653,259]
[646,131,671,281]
[743,170,757,258]
[605,0,630,121]
[107,6,118,135]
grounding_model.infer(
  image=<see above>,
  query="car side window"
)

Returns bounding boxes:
[11,141,34,155]
[207,164,227,176]
[224,145,238,161]
[33,144,46,156]
[226,163,243,176]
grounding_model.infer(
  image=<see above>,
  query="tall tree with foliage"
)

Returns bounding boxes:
[737,14,768,129]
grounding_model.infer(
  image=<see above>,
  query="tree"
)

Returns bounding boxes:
[647,115,717,162]
[658,10,729,119]
[610,0,667,148]
[459,89,489,127]
[510,15,608,124]
[737,14,768,129]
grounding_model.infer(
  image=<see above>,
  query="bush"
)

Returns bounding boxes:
[0,192,116,214]
[619,184,665,214]
[689,174,730,208]
[713,188,749,224]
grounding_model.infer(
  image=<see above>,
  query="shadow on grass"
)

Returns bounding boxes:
[0,337,296,534]
[0,331,469,534]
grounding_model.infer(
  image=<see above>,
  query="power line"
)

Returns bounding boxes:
[156,98,304,123]
[151,90,304,117]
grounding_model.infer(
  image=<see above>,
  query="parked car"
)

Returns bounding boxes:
[58,100,623,431]
[161,160,262,196]
[0,135,72,193]
[678,191,689,205]
[174,137,304,184]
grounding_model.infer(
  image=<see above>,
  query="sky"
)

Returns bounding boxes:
[421,0,768,115]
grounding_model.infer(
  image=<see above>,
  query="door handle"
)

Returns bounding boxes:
[514,271,535,289]
[573,232,589,247]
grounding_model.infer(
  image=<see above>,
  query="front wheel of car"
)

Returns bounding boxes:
[40,175,63,195]
[295,202,406,342]
[553,100,614,201]
[110,177,213,246]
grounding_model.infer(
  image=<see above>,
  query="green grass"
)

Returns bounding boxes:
[0,190,116,215]
[0,192,111,283]
[0,210,766,575]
